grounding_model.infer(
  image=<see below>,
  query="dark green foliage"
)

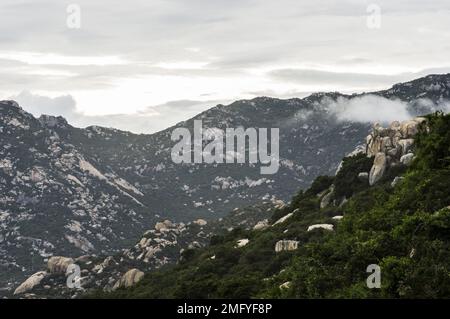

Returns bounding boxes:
[333,153,374,199]
[305,175,334,196]
[414,111,450,170]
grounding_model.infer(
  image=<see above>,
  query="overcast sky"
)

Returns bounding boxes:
[1,0,450,133]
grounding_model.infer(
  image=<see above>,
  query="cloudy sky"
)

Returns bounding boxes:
[1,0,450,133]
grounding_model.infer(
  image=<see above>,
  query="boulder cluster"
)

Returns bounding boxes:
[366,117,426,185]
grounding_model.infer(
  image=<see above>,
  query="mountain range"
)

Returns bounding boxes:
[1,73,450,295]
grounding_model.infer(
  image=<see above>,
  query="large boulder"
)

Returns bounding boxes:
[47,256,74,274]
[369,152,387,185]
[113,269,145,290]
[400,153,415,166]
[275,240,299,252]
[14,271,47,295]
[400,118,425,138]
[235,239,250,248]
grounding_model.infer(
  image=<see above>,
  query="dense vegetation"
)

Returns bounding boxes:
[88,112,450,299]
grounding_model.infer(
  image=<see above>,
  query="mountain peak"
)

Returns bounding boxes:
[38,114,69,129]
[0,100,22,111]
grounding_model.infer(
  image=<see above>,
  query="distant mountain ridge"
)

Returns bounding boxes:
[1,73,450,292]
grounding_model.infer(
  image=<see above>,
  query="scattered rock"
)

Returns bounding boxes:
[275,240,299,252]
[332,215,344,220]
[307,224,334,232]
[400,153,415,166]
[279,281,291,290]
[235,239,249,248]
[253,219,269,230]
[193,219,207,226]
[391,176,405,187]
[273,213,293,226]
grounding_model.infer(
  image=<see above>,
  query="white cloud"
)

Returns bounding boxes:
[327,95,412,123]
[0,0,450,128]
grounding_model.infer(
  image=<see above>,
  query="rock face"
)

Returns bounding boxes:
[369,153,387,185]
[307,224,334,232]
[275,240,299,252]
[13,271,47,295]
[113,269,144,290]
[47,256,75,274]
[366,117,425,185]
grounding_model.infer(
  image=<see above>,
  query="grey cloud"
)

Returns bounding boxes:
[0,0,450,120]
[268,68,450,90]
[11,91,224,134]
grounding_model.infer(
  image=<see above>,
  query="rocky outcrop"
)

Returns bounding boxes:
[369,153,387,185]
[366,117,425,185]
[253,219,269,230]
[154,220,174,232]
[13,271,47,295]
[236,239,250,248]
[113,269,144,290]
[273,213,293,226]
[47,256,75,274]
[279,281,291,290]
[307,224,334,232]
[275,240,299,252]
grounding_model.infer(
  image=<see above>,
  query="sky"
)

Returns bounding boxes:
[1,0,450,133]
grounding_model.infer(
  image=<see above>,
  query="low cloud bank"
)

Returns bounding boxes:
[328,95,412,123]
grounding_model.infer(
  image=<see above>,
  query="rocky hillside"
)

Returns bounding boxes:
[9,202,279,298]
[1,73,450,295]
[88,112,450,299]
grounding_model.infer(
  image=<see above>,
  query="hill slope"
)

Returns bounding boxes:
[94,112,450,298]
